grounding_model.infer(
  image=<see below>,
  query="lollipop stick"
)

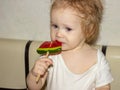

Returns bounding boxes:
[36,74,41,84]
[36,51,49,83]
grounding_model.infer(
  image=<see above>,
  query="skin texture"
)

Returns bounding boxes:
[27,7,111,90]
[50,8,86,51]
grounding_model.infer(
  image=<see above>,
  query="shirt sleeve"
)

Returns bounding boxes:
[95,50,114,88]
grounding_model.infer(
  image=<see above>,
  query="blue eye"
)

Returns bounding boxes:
[66,27,72,31]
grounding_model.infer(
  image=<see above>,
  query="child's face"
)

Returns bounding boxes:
[50,8,86,51]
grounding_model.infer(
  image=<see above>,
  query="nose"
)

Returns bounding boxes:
[56,30,63,37]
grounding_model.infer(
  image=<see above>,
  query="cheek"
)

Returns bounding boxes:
[69,32,85,44]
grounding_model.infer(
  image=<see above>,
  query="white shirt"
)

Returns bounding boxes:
[46,49,113,90]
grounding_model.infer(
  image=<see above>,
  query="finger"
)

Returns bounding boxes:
[38,62,48,70]
[34,58,53,75]
[40,58,53,66]
[37,66,46,75]
[37,61,50,75]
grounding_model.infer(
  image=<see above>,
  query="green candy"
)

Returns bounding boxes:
[36,40,62,55]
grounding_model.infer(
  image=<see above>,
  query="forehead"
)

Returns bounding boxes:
[51,8,80,20]
[51,8,82,26]
[51,6,84,19]
[51,8,83,22]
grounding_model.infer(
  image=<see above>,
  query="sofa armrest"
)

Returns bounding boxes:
[0,38,27,89]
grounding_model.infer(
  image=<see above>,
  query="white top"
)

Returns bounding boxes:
[46,50,113,90]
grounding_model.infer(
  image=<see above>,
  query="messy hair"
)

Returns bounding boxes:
[50,0,103,44]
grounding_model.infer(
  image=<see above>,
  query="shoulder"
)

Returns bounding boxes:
[95,50,113,87]
[81,45,98,65]
[88,45,106,64]
[96,49,111,72]
[97,49,107,63]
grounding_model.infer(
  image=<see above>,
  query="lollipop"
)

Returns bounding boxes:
[36,40,62,83]
[37,40,62,55]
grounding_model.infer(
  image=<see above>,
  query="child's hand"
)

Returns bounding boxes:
[31,57,53,78]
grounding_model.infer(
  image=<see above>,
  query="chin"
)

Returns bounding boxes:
[61,47,70,51]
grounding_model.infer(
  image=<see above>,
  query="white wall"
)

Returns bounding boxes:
[98,0,120,46]
[0,0,120,46]
[0,0,51,41]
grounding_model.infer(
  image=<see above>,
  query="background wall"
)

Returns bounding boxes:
[0,0,120,46]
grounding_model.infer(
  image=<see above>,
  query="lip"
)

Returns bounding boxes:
[55,39,65,45]
[56,40,62,45]
[60,42,65,46]
[55,39,61,43]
